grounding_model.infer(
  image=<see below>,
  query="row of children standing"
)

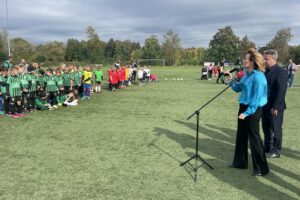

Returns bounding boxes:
[0,63,103,118]
[108,64,152,91]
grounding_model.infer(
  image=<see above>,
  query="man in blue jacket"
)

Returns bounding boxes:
[262,50,289,158]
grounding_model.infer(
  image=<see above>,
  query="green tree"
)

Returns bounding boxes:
[10,38,34,61]
[0,51,7,62]
[142,35,161,60]
[35,55,46,63]
[65,38,83,61]
[122,40,134,61]
[114,40,124,62]
[105,38,116,58]
[162,30,181,66]
[85,26,105,63]
[197,47,206,65]
[289,45,300,64]
[179,48,198,65]
[207,26,240,63]
[240,35,256,56]
[131,49,143,61]
[266,28,292,62]
[35,41,65,61]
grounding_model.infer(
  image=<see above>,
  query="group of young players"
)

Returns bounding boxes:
[0,58,155,118]
[0,61,104,118]
[108,63,152,90]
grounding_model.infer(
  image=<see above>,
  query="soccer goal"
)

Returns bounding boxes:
[137,59,165,67]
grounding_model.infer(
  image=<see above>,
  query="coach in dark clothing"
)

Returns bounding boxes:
[262,50,289,158]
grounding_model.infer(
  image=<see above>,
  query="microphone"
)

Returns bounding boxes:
[237,70,244,79]
[229,72,244,85]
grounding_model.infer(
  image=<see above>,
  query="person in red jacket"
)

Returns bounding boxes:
[116,68,122,88]
[121,66,126,88]
[111,68,118,91]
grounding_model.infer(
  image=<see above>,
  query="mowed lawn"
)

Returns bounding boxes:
[0,66,299,200]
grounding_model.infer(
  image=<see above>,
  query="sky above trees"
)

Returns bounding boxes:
[0,0,299,47]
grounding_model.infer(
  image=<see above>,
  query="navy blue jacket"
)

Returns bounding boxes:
[264,64,289,110]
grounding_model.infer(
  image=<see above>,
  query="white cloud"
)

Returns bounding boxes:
[0,0,299,47]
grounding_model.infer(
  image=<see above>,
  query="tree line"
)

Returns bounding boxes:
[0,26,298,66]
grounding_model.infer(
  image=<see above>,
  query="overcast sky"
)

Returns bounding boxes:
[0,0,299,48]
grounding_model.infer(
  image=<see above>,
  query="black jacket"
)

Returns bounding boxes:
[264,64,289,110]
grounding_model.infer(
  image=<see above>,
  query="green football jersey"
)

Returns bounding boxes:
[56,75,64,89]
[7,75,22,97]
[62,73,73,87]
[44,75,58,92]
[94,70,103,82]
[37,76,45,89]
[0,74,7,94]
[19,73,30,90]
[35,98,49,110]
[28,74,38,92]
[72,72,81,86]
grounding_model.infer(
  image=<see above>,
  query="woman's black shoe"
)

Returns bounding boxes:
[228,164,248,169]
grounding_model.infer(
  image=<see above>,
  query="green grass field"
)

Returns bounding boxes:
[0,66,299,200]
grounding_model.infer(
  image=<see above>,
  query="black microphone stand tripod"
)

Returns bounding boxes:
[180,78,239,181]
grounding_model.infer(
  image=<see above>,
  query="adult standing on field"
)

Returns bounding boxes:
[230,48,269,176]
[216,58,225,84]
[208,63,213,80]
[287,59,297,88]
[20,59,29,73]
[262,50,289,158]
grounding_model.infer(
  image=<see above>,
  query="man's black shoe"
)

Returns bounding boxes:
[252,171,268,177]
[252,172,262,176]
[267,153,280,158]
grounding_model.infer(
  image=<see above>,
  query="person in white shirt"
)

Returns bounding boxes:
[137,67,144,85]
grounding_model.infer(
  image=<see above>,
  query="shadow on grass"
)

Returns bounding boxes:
[149,134,209,182]
[152,120,300,199]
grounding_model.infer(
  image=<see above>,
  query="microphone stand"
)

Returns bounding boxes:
[180,78,239,181]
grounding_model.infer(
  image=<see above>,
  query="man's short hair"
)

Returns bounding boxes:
[263,49,278,60]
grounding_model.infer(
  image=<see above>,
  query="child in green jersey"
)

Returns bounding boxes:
[78,66,84,96]
[72,66,81,97]
[35,90,50,111]
[27,66,38,111]
[44,69,58,109]
[62,67,74,94]
[37,69,46,92]
[0,67,9,115]
[94,65,103,93]
[6,67,25,118]
[55,69,66,106]
[18,64,31,112]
